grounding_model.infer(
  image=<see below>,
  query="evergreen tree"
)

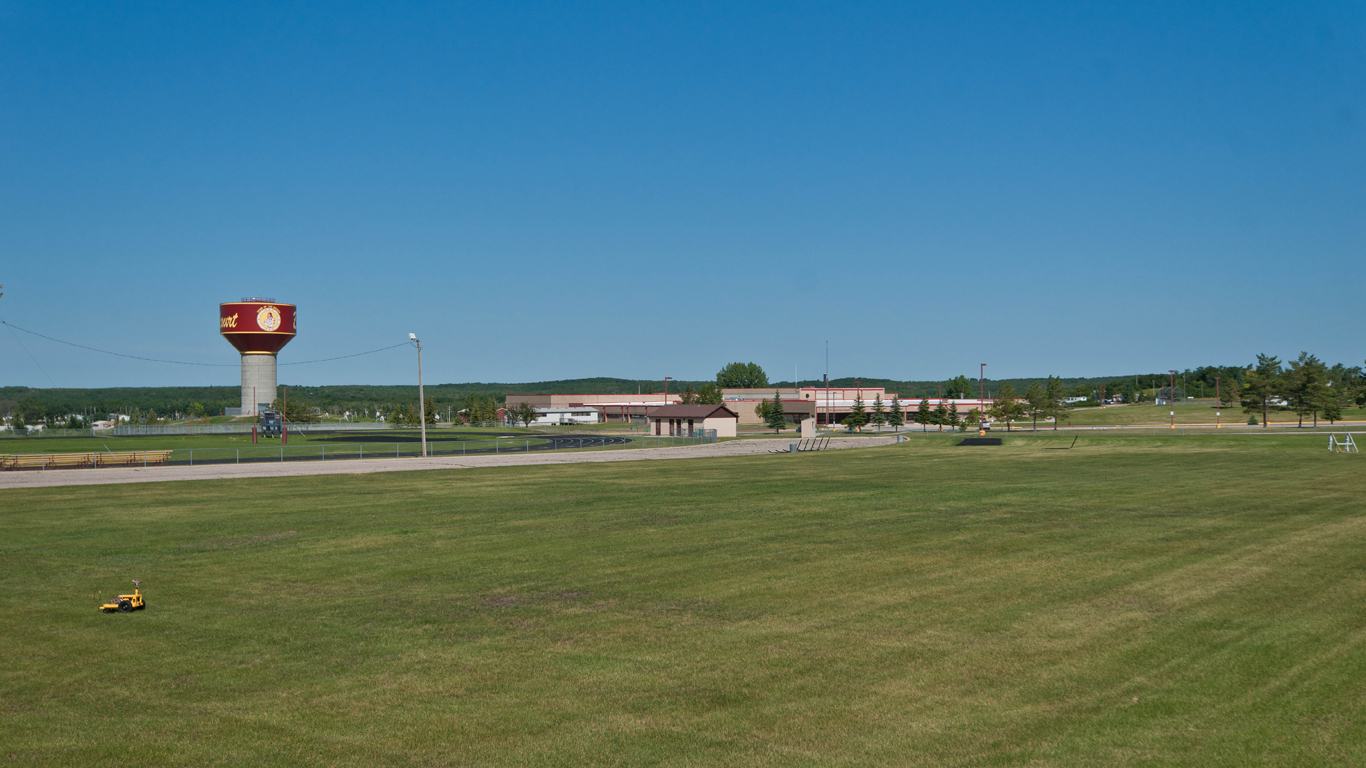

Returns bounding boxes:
[872,395,886,430]
[679,385,697,404]
[916,398,931,432]
[988,381,1023,431]
[1025,381,1046,431]
[947,400,961,431]
[1322,392,1343,424]
[887,397,905,431]
[766,390,786,433]
[933,400,948,431]
[1044,376,1068,430]
[846,395,868,431]
[1241,354,1284,428]
[1288,352,1330,428]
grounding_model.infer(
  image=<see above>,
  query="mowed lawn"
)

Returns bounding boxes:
[2,434,1364,766]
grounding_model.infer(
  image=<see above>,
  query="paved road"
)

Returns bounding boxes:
[0,436,902,490]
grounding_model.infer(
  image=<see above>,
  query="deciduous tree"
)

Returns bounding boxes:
[696,383,723,404]
[944,375,974,399]
[716,362,769,389]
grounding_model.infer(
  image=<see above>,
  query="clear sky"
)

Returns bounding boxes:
[2,2,1363,387]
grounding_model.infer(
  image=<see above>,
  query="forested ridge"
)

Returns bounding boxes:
[8,361,1355,424]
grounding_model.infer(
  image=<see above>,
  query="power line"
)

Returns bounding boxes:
[2,320,232,366]
[0,319,412,368]
[280,342,413,366]
[5,322,61,386]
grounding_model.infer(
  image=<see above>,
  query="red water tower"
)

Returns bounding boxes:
[220,299,296,416]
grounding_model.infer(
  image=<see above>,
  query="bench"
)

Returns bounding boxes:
[0,450,172,470]
[96,451,172,468]
[0,453,96,470]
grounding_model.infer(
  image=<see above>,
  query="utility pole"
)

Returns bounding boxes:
[980,363,986,408]
[1169,370,1177,428]
[410,333,426,457]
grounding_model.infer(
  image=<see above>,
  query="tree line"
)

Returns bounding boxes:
[1235,353,1363,427]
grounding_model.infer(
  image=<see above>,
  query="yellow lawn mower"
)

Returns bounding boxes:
[99,580,147,614]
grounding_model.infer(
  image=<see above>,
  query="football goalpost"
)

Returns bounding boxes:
[1328,433,1359,453]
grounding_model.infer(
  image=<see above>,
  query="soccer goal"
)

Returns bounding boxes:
[1328,433,1359,453]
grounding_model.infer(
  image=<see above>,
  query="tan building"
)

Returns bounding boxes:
[505,387,991,427]
[504,392,681,423]
[648,404,739,438]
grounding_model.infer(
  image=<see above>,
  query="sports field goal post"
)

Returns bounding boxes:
[1328,433,1358,453]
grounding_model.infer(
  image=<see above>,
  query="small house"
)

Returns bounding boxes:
[648,404,738,438]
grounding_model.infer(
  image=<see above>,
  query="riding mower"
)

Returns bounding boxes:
[99,580,146,613]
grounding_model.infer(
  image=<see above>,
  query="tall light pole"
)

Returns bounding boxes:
[410,333,427,457]
[980,363,986,407]
[1168,369,1177,428]
[1215,377,1221,428]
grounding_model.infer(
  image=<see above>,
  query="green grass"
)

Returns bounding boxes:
[3,433,1364,765]
[1057,400,1366,427]
[0,427,543,455]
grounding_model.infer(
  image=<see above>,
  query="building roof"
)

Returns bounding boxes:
[648,404,739,420]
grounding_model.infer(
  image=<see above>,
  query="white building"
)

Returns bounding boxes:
[530,406,602,426]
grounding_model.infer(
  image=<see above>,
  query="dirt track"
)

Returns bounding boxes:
[0,436,902,489]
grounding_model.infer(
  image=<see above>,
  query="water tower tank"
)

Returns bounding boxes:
[220,299,296,416]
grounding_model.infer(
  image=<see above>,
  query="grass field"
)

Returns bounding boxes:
[3,433,1364,765]
[1058,400,1366,427]
[0,426,545,455]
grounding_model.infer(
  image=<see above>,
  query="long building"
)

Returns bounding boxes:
[506,388,992,426]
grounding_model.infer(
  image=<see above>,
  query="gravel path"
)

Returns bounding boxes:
[0,436,902,489]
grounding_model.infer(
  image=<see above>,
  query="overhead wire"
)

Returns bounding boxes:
[0,319,413,368]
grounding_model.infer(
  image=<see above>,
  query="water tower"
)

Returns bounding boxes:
[219,298,296,416]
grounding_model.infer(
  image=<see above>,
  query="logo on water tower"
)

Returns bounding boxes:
[256,306,283,332]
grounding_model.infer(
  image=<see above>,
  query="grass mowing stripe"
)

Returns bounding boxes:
[1,433,1363,765]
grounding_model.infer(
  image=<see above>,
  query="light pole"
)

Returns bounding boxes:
[1168,370,1177,428]
[980,363,986,408]
[410,333,427,457]
[1215,377,1221,428]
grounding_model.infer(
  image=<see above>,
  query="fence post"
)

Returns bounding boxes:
[190,450,193,467]
[526,439,529,453]
[237,448,239,464]
[321,446,324,462]
[280,446,284,463]
[360,444,363,460]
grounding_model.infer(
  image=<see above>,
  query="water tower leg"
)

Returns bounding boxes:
[241,354,278,417]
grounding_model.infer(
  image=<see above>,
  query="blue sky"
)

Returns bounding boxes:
[2,2,1363,387]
